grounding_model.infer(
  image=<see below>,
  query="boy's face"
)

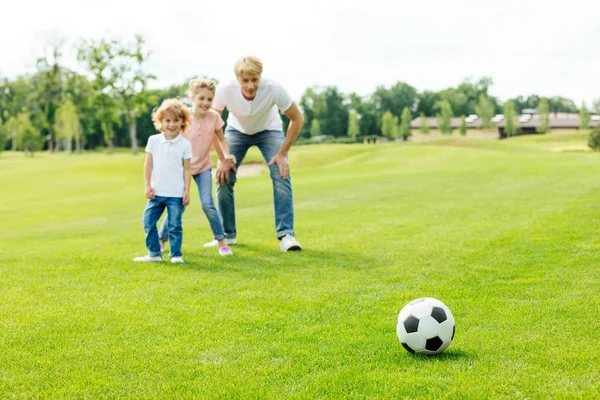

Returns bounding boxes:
[162,112,182,136]
[192,88,214,114]
[236,72,260,100]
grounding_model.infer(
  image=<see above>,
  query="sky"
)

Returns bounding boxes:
[1,0,599,106]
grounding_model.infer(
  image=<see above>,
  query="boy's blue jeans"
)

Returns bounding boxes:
[142,196,184,258]
[159,169,226,242]
[216,127,295,240]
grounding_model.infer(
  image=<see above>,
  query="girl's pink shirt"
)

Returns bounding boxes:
[182,109,225,175]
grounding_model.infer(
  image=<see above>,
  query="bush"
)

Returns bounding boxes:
[588,128,600,151]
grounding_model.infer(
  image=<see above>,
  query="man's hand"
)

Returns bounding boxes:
[268,153,289,179]
[215,157,237,184]
[145,185,155,200]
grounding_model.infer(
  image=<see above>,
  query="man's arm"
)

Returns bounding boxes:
[279,103,304,156]
[267,103,304,179]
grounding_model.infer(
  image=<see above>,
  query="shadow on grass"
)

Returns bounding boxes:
[406,348,472,362]
[172,245,381,274]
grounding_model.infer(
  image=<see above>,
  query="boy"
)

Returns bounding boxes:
[134,98,192,263]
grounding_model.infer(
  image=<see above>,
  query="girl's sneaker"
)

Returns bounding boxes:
[170,256,184,263]
[219,246,233,256]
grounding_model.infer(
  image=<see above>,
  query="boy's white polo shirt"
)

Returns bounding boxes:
[213,78,293,135]
[145,133,192,198]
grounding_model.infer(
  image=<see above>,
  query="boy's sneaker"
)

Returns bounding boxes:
[219,246,233,256]
[170,256,184,263]
[204,238,237,247]
[280,234,302,252]
[134,255,163,262]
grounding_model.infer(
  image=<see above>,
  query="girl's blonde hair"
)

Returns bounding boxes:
[233,56,263,77]
[188,79,217,98]
[151,98,192,132]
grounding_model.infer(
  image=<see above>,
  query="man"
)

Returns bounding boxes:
[205,56,304,252]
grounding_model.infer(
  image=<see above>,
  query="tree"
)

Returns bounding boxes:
[112,35,157,154]
[579,102,591,131]
[415,91,440,117]
[381,111,397,139]
[5,116,19,152]
[419,112,430,134]
[536,97,551,134]
[372,81,418,118]
[436,100,453,135]
[593,98,600,115]
[347,110,360,139]
[33,41,67,152]
[16,111,42,156]
[0,119,6,154]
[437,76,495,117]
[77,38,122,153]
[309,119,321,137]
[475,94,495,129]
[321,86,348,137]
[54,99,82,153]
[459,115,467,135]
[548,96,578,113]
[509,95,540,113]
[503,101,519,137]
[399,107,412,141]
[588,126,600,151]
[78,36,156,154]
[64,71,97,152]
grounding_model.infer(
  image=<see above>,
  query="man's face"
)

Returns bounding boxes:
[237,72,260,100]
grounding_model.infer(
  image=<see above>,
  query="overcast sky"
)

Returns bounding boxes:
[1,0,599,106]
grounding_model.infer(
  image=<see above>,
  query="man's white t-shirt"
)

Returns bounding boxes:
[145,133,192,197]
[212,78,294,135]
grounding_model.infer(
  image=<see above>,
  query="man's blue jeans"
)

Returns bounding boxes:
[142,196,184,258]
[217,127,295,239]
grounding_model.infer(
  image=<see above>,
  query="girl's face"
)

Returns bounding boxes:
[192,88,214,115]
[236,72,260,100]
[162,112,182,137]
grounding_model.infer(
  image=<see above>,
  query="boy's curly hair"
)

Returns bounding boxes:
[151,98,192,132]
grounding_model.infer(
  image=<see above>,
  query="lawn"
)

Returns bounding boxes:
[1,134,599,399]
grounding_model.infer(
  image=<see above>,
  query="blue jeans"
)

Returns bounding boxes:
[142,196,184,258]
[217,127,294,240]
[159,169,226,242]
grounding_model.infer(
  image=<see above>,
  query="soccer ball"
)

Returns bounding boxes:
[396,297,455,355]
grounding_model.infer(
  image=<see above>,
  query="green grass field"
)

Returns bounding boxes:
[1,134,599,399]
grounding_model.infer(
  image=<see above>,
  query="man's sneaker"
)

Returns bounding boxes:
[219,246,233,256]
[204,238,237,247]
[170,256,184,263]
[134,255,163,262]
[280,234,302,252]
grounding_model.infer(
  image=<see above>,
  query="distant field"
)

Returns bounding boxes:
[1,133,599,398]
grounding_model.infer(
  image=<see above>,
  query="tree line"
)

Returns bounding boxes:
[1,35,599,156]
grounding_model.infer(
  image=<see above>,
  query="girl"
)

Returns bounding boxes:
[160,79,236,256]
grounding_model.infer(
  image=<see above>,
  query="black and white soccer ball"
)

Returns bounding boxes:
[396,297,455,355]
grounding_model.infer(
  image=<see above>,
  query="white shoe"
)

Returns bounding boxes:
[219,246,234,256]
[134,255,163,262]
[204,238,237,247]
[280,234,302,252]
[170,256,184,263]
